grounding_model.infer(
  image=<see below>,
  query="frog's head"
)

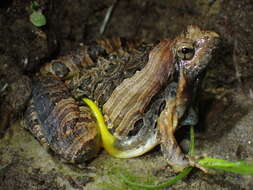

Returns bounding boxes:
[173,25,219,81]
[168,26,220,126]
[157,26,220,171]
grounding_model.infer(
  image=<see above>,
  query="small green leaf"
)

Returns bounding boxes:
[30,11,46,27]
[31,1,40,11]
[198,157,253,174]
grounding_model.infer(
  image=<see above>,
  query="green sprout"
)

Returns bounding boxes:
[198,157,253,175]
[29,1,46,27]
[83,98,253,189]
[119,167,193,190]
[30,1,40,10]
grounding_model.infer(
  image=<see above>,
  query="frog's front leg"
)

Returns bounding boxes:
[158,98,206,172]
[158,72,205,172]
[158,69,200,172]
[158,95,190,172]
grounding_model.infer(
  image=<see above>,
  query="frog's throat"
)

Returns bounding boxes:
[83,98,159,158]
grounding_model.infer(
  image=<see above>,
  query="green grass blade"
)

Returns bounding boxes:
[198,157,253,174]
[189,125,195,156]
[120,167,193,190]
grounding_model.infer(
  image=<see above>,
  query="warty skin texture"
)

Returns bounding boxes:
[24,26,219,170]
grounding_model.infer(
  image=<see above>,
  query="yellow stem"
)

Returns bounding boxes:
[82,98,121,156]
[82,98,158,158]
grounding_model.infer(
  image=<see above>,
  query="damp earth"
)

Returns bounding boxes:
[0,0,253,189]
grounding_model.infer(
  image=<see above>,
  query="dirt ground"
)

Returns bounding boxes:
[0,0,253,189]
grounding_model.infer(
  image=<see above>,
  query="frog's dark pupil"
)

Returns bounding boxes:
[181,47,193,54]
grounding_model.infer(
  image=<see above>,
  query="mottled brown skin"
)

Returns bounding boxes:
[25,26,219,169]
[25,38,154,162]
[25,77,100,163]
[103,39,174,137]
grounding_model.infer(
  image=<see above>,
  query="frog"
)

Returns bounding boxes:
[24,26,219,171]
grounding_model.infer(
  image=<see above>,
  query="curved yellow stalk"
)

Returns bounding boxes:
[82,98,158,158]
[82,98,120,156]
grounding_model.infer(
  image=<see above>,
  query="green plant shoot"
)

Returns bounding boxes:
[198,157,253,174]
[29,1,46,27]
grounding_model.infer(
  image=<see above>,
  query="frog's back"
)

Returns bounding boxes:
[40,38,154,105]
[25,38,159,163]
[25,76,100,163]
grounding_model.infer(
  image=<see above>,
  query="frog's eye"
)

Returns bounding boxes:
[177,45,195,60]
[51,61,70,78]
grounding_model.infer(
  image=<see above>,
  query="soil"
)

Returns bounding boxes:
[0,0,253,189]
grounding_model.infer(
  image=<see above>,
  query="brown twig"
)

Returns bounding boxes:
[233,37,242,85]
[100,0,119,35]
